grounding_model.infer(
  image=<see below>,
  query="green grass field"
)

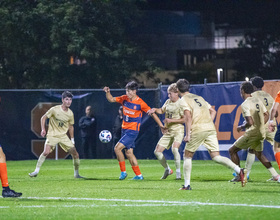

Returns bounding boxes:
[1,159,280,219]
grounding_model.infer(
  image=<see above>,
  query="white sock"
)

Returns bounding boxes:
[172,147,181,172]
[245,152,255,176]
[73,158,80,176]
[268,167,279,178]
[35,154,46,173]
[154,151,168,169]
[183,157,192,186]
[212,155,239,171]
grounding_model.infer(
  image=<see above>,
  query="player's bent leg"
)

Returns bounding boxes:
[211,152,246,186]
[154,146,173,179]
[125,149,143,180]
[229,145,241,167]
[29,144,52,177]
[255,151,280,181]
[69,147,84,178]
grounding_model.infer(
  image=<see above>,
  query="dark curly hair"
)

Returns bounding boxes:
[250,76,264,89]
[240,81,254,94]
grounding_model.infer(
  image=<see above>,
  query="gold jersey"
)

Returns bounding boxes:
[179,93,216,133]
[161,98,184,132]
[251,90,276,125]
[241,96,266,137]
[45,105,74,137]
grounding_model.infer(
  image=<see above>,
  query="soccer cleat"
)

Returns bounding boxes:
[2,189,22,198]
[119,172,128,180]
[267,175,280,182]
[179,185,192,190]
[176,172,181,180]
[161,169,173,179]
[29,171,38,177]
[74,174,84,179]
[239,168,247,187]
[233,172,250,181]
[229,175,240,182]
[130,175,144,180]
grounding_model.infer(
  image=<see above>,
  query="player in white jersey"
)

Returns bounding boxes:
[229,82,280,183]
[176,79,246,190]
[241,76,279,182]
[148,83,184,180]
[29,91,83,178]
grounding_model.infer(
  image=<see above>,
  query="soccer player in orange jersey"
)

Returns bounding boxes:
[0,145,22,197]
[269,90,280,173]
[103,81,166,180]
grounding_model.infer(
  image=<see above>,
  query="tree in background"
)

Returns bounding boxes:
[0,0,149,89]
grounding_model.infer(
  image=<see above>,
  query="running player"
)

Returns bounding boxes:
[148,83,184,180]
[29,91,83,178]
[176,79,246,190]
[0,145,22,197]
[103,81,166,180]
[240,76,279,181]
[229,82,280,183]
[269,90,280,175]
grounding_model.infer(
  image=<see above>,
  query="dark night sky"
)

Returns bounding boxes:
[139,0,280,29]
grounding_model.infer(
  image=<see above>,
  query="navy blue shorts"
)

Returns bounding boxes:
[119,129,139,149]
[275,124,280,143]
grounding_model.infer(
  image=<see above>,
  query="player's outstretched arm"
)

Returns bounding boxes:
[150,113,167,134]
[147,108,163,115]
[103,86,116,103]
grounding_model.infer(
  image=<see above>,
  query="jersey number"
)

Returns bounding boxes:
[194,99,202,107]
[264,98,268,106]
[256,104,260,112]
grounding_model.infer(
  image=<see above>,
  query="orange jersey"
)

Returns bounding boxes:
[115,95,151,131]
[275,91,280,103]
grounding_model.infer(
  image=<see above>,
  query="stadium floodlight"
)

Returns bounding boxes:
[217,68,223,83]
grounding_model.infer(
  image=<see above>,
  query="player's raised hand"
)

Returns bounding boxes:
[103,87,110,93]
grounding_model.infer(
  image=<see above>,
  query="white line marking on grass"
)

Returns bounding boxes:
[0,197,278,209]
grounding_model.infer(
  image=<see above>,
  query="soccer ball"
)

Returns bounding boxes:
[99,130,112,143]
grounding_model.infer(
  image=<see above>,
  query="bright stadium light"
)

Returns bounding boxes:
[245,77,249,81]
[217,68,223,83]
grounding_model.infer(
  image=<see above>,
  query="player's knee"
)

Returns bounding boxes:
[229,146,236,155]
[212,155,221,163]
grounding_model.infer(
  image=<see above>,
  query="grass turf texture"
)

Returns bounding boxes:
[1,159,280,219]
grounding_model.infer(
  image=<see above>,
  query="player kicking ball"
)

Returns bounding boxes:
[177,79,246,190]
[148,83,184,180]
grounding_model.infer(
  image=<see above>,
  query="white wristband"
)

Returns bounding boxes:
[71,138,75,144]
[269,120,274,124]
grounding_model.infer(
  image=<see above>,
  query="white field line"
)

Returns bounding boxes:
[0,197,279,209]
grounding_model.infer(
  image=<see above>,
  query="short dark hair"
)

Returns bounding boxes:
[176,79,190,93]
[240,81,254,94]
[125,81,138,91]
[250,76,264,89]
[62,91,73,99]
